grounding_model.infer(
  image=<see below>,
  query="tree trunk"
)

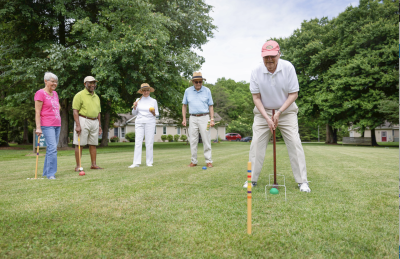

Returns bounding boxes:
[21,119,29,144]
[100,101,111,147]
[0,117,10,147]
[325,124,337,144]
[325,124,332,143]
[371,128,378,146]
[58,98,69,148]
[332,128,338,144]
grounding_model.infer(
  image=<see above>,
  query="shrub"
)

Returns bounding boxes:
[180,135,187,141]
[167,134,173,142]
[110,136,119,142]
[174,134,180,142]
[125,132,135,142]
[161,135,167,142]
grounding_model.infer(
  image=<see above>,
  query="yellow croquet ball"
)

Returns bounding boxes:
[149,107,155,112]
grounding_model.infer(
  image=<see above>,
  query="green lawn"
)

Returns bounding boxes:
[0,142,398,258]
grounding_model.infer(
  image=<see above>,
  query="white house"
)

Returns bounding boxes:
[109,113,226,142]
[349,121,399,142]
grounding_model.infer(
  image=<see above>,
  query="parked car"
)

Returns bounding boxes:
[225,133,242,141]
[241,136,252,142]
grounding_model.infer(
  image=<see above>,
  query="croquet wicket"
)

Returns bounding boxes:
[247,161,252,234]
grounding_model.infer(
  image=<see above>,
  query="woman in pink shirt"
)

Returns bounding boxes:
[34,72,61,179]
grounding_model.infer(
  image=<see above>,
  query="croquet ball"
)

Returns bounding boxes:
[79,171,85,176]
[202,166,207,170]
[149,107,155,112]
[270,188,279,195]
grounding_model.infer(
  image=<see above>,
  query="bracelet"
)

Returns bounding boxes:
[277,109,282,114]
[210,119,214,121]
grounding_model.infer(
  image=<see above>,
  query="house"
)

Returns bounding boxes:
[109,112,226,142]
[349,121,399,142]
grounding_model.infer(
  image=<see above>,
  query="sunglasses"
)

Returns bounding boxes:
[193,81,202,84]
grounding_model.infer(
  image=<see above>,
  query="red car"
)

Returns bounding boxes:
[225,133,242,141]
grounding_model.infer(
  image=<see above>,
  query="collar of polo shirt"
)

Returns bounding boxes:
[193,85,203,92]
[263,59,283,74]
[84,88,97,96]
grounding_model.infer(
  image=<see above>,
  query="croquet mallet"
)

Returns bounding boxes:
[34,135,40,179]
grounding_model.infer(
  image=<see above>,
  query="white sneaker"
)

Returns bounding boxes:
[299,182,311,193]
[243,181,257,188]
[128,164,140,168]
[147,164,153,167]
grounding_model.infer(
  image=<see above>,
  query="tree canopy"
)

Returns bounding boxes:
[0,0,216,146]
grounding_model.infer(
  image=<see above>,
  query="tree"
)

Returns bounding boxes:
[273,0,398,145]
[0,0,216,147]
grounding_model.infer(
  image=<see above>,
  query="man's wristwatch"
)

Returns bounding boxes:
[277,109,282,114]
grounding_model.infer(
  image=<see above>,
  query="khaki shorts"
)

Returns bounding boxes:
[73,116,99,146]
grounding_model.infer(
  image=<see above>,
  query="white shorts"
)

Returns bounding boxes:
[73,116,99,146]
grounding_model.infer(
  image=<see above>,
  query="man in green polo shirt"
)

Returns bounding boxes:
[72,76,103,171]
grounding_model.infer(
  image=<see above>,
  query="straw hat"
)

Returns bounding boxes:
[137,83,155,94]
[190,72,206,82]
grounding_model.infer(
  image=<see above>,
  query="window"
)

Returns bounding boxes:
[163,126,166,135]
[177,127,181,134]
[121,127,125,138]
[114,128,118,137]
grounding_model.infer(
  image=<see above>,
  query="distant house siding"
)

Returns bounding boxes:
[348,128,399,142]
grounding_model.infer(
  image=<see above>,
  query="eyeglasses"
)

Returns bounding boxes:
[194,81,202,84]
[86,82,97,86]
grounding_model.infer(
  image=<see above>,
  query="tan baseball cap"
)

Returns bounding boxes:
[84,76,98,83]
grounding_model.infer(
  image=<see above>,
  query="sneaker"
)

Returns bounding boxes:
[48,176,56,180]
[147,164,153,167]
[243,181,257,188]
[128,164,140,168]
[299,182,311,193]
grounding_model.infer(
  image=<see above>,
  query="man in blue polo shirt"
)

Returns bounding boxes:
[182,72,215,168]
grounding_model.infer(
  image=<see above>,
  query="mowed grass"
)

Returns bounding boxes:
[0,142,398,258]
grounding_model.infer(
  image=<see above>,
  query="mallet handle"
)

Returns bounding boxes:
[78,136,81,168]
[35,136,40,179]
[272,109,277,185]
[247,161,252,234]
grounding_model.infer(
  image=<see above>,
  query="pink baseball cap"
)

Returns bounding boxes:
[261,40,280,57]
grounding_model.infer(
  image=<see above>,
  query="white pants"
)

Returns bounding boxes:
[249,103,307,183]
[133,122,155,165]
[189,115,212,164]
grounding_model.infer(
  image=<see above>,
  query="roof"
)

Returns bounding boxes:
[375,121,399,130]
[349,121,399,131]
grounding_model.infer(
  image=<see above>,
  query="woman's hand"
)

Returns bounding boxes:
[149,107,155,116]
[35,128,42,137]
[132,101,138,110]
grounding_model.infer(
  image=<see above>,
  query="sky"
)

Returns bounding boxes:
[195,0,359,84]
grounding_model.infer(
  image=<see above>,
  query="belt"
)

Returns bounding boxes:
[190,113,209,117]
[79,115,97,120]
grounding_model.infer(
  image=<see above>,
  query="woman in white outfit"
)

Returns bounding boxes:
[129,83,159,168]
